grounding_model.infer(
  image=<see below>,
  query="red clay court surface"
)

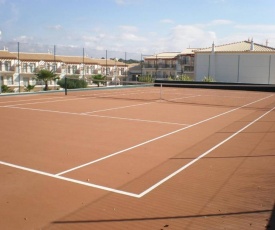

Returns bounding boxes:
[0,86,275,230]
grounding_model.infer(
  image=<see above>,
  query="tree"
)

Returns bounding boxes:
[35,69,58,91]
[92,74,106,87]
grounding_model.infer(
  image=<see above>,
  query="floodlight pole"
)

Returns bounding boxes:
[18,42,20,93]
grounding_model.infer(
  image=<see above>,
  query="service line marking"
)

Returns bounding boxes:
[56,94,273,176]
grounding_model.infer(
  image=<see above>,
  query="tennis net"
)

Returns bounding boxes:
[62,78,269,108]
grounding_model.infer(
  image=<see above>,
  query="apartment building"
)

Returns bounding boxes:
[0,49,128,91]
[142,49,195,79]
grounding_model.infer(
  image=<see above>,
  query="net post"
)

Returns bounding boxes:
[160,83,162,100]
[65,77,67,95]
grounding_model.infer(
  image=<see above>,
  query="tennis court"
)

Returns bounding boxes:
[1,85,275,229]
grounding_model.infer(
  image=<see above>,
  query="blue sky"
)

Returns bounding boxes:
[0,0,275,55]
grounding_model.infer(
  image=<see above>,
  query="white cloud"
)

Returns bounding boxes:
[47,24,62,31]
[162,25,216,51]
[209,19,233,26]
[235,24,275,31]
[119,25,138,32]
[120,33,146,42]
[160,19,174,24]
[12,35,34,43]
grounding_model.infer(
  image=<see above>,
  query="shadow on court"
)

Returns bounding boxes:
[52,209,272,225]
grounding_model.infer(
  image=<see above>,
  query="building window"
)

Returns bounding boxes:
[67,66,71,74]
[5,61,11,71]
[7,76,13,85]
[72,65,77,74]
[52,64,57,72]
[121,68,125,75]
[30,63,36,72]
[184,66,194,72]
[0,61,2,71]
[86,66,89,74]
[22,63,27,73]
[106,67,110,75]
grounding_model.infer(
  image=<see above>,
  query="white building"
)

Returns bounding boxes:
[194,40,275,84]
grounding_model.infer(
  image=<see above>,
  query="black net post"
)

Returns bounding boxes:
[65,77,67,95]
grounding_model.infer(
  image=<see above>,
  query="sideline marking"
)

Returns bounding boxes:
[0,161,139,198]
[56,94,273,176]
[0,96,65,104]
[2,97,87,107]
[138,104,275,197]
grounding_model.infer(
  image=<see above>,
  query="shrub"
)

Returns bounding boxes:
[91,74,106,87]
[1,85,14,93]
[57,77,88,89]
[138,75,153,83]
[177,74,193,81]
[202,76,215,82]
[24,84,36,92]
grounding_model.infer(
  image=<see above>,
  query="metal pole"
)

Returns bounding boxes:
[140,53,142,81]
[125,52,127,82]
[65,77,67,95]
[106,50,107,86]
[18,42,20,93]
[82,47,85,79]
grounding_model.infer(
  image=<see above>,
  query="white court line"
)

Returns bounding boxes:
[1,97,87,107]
[0,96,65,104]
[84,113,188,126]
[2,106,188,125]
[56,94,273,176]
[85,101,154,114]
[0,161,139,198]
[138,104,275,197]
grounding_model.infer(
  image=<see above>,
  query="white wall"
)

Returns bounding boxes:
[195,52,275,84]
[194,54,209,81]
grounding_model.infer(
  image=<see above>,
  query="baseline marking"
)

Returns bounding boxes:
[0,160,139,198]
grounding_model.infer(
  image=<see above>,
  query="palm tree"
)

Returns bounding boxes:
[35,69,58,91]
